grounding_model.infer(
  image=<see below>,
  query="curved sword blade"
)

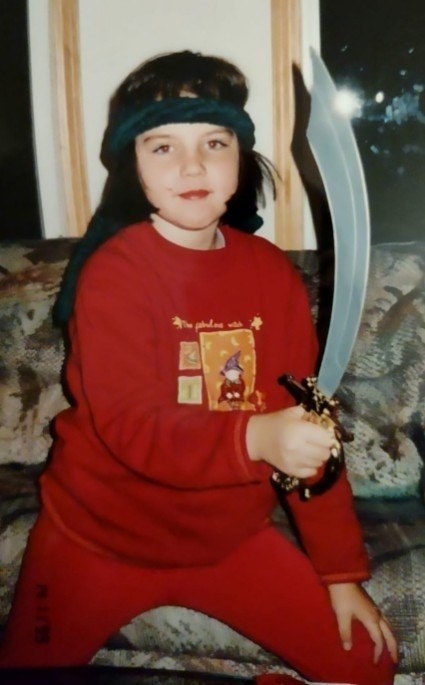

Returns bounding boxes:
[306,48,371,398]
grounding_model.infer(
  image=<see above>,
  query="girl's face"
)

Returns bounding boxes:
[135,122,239,241]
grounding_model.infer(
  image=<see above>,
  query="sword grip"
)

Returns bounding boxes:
[271,374,350,501]
[278,374,353,442]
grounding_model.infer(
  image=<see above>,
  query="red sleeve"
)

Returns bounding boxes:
[273,259,370,583]
[69,249,268,490]
[285,470,370,583]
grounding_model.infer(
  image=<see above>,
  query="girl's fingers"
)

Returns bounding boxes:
[298,443,332,467]
[296,466,324,480]
[372,630,384,665]
[351,614,398,665]
[302,419,335,447]
[281,444,331,477]
[379,617,399,664]
[364,612,398,665]
[336,612,353,652]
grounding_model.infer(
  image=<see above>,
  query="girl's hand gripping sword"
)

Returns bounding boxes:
[271,49,371,502]
[271,374,353,501]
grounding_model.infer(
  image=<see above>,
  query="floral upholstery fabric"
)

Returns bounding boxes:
[290,243,425,500]
[0,238,424,683]
[338,243,425,499]
[0,240,73,465]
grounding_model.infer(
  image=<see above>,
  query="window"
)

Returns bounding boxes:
[0,0,42,239]
[321,0,425,243]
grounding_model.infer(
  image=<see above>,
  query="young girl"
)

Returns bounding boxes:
[0,50,397,683]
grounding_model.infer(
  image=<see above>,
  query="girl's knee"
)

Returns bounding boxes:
[303,621,396,685]
[334,622,396,685]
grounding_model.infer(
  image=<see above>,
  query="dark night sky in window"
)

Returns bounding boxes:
[321,0,425,243]
[0,0,41,239]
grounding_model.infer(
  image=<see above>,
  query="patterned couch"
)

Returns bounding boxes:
[0,238,424,685]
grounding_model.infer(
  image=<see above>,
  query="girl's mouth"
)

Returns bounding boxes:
[179,190,210,200]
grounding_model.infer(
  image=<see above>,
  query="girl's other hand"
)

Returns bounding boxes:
[246,406,333,478]
[327,582,399,664]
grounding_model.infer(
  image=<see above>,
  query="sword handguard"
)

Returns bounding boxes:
[271,374,352,501]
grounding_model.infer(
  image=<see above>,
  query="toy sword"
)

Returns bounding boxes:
[272,49,371,501]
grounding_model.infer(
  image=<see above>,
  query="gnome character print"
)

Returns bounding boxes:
[218,351,246,409]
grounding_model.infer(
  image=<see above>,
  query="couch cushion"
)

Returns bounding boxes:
[0,241,73,465]
[289,242,425,499]
[337,243,425,498]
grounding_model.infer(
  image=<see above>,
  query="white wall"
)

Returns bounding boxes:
[78,0,275,241]
[29,0,320,244]
[301,0,321,247]
[28,0,67,238]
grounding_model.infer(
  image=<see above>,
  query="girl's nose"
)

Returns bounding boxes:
[181,149,205,175]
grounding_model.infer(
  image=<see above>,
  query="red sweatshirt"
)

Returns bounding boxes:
[41,222,369,582]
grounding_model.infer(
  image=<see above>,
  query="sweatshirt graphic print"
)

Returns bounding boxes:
[174,315,266,413]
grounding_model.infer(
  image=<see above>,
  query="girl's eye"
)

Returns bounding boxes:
[207,139,228,150]
[153,144,171,154]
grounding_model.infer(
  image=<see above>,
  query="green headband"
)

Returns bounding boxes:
[102,97,256,163]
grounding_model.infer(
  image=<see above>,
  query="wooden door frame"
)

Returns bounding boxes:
[50,0,90,237]
[271,0,304,248]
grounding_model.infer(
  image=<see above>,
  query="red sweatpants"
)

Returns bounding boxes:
[0,509,395,684]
